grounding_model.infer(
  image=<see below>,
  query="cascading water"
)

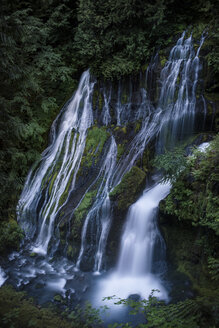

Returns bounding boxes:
[117,182,171,276]
[94,32,205,305]
[76,136,117,272]
[157,32,205,151]
[17,70,94,255]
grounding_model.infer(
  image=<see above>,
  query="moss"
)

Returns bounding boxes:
[68,129,76,152]
[160,55,167,67]
[67,244,78,259]
[58,171,75,207]
[72,190,97,239]
[121,92,128,104]
[80,126,109,169]
[117,144,125,161]
[30,252,37,257]
[121,126,127,134]
[134,120,141,133]
[109,166,146,211]
[48,171,58,196]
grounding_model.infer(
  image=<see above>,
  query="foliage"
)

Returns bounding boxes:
[71,190,97,240]
[160,135,219,234]
[153,146,187,182]
[82,126,110,168]
[109,166,146,210]
[75,0,219,79]
[104,292,205,328]
[208,257,219,281]
[0,220,23,254]
[0,285,103,328]
[0,0,79,219]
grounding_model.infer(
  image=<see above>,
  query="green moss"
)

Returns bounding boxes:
[109,166,146,211]
[121,126,127,134]
[81,126,109,168]
[68,129,76,152]
[121,92,128,104]
[72,190,97,239]
[117,144,125,161]
[30,252,37,257]
[58,171,75,207]
[48,171,58,196]
[134,120,141,133]
[67,244,78,259]
[160,55,167,67]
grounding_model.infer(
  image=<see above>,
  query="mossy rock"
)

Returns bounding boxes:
[80,126,110,169]
[117,144,125,161]
[109,166,146,211]
[67,244,78,259]
[72,190,97,240]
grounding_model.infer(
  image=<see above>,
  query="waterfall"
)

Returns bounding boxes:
[117,182,171,276]
[101,87,112,126]
[76,136,117,272]
[16,32,205,285]
[157,32,205,151]
[17,70,94,255]
[94,32,205,303]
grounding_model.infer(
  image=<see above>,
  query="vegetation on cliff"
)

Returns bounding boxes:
[159,135,219,235]
[155,135,219,326]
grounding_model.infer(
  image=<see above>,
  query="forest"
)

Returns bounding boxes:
[0,0,218,327]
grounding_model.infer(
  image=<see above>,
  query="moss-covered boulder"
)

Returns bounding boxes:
[109,166,146,211]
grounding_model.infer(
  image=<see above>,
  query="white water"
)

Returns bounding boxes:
[0,266,7,287]
[117,182,171,276]
[94,182,171,305]
[17,70,94,255]
[157,32,205,151]
[76,136,117,272]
